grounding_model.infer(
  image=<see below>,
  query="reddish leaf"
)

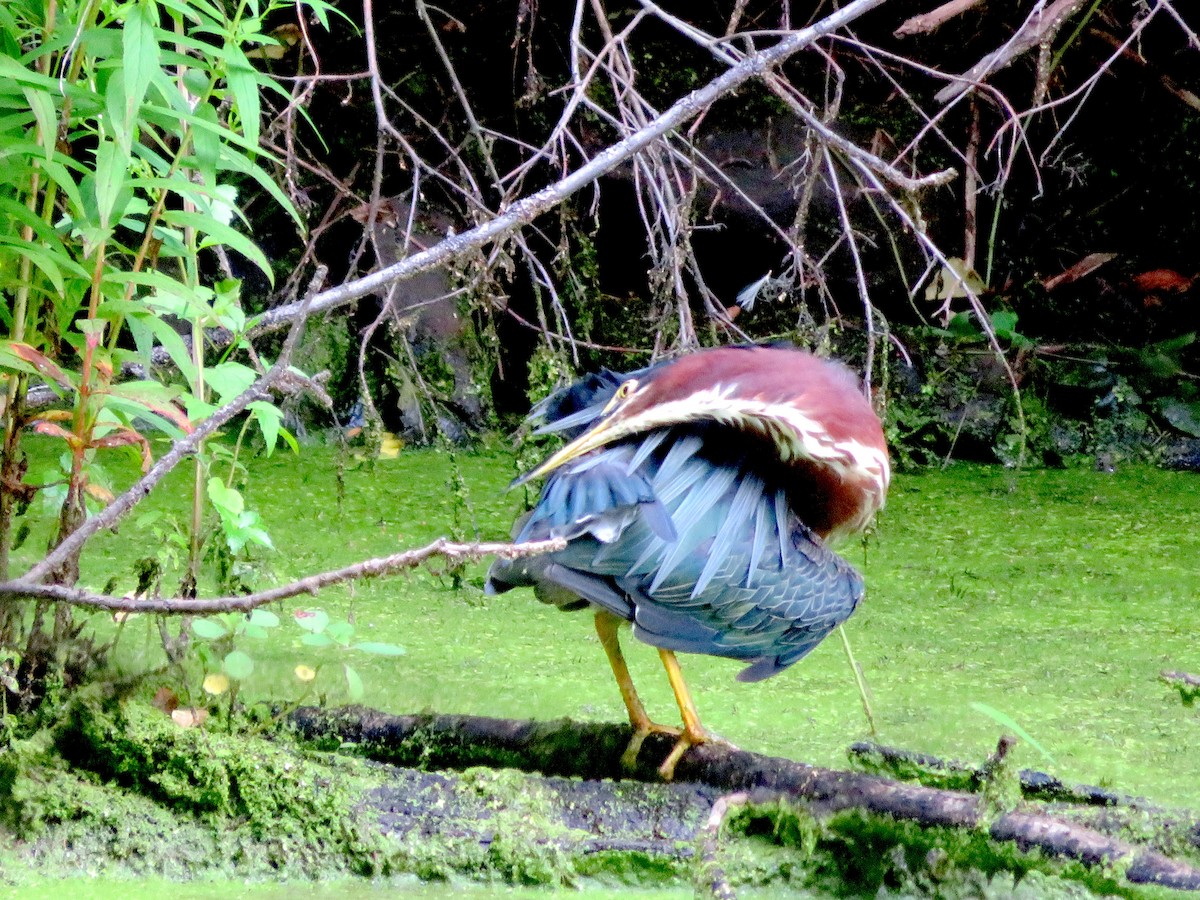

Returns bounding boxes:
[1041,252,1117,292]
[32,421,78,444]
[104,382,194,433]
[91,427,154,472]
[7,343,73,389]
[152,686,180,713]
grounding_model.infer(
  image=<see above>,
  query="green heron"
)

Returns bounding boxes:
[486,345,889,778]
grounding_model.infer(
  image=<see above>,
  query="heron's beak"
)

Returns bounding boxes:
[511,416,623,487]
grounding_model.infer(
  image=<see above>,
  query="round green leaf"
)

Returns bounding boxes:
[248,609,280,628]
[293,609,330,633]
[223,650,254,680]
[325,620,355,645]
[301,632,334,648]
[352,642,406,657]
[343,664,364,702]
[191,618,228,640]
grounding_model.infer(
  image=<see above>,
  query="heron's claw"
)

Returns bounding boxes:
[620,721,682,771]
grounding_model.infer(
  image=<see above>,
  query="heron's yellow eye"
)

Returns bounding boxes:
[616,379,637,400]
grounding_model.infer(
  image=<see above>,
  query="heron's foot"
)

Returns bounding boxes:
[620,721,682,771]
[657,725,710,781]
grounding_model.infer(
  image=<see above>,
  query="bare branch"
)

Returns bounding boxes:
[935,0,1090,105]
[894,0,986,38]
[0,537,565,614]
[251,0,892,336]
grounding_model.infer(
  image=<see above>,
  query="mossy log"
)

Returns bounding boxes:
[291,706,1200,893]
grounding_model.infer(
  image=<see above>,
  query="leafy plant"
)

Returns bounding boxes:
[0,0,334,705]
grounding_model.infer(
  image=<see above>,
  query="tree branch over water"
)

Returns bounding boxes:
[0,538,564,614]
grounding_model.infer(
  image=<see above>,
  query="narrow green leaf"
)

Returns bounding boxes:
[969,701,1056,765]
[191,101,221,188]
[142,315,196,386]
[161,208,271,281]
[223,43,260,148]
[21,87,55,161]
[223,649,254,680]
[122,2,160,131]
[343,664,364,702]
[93,138,131,230]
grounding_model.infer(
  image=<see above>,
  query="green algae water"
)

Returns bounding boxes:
[9,441,1199,805]
[5,438,1200,891]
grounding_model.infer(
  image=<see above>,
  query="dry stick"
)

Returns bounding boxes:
[894,0,985,38]
[0,538,565,614]
[252,0,892,338]
[15,267,327,587]
[935,0,1090,104]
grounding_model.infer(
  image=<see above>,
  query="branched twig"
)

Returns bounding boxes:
[935,0,1090,105]
[251,0,892,336]
[0,537,565,614]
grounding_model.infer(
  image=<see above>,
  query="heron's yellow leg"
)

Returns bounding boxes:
[656,648,710,779]
[594,612,682,769]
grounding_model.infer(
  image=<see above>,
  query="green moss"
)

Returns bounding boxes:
[717,802,1154,899]
[1,695,387,879]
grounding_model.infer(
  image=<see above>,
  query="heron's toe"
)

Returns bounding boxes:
[620,721,682,771]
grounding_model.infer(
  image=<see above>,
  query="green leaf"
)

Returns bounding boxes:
[326,620,355,646]
[293,609,330,633]
[206,477,244,517]
[223,649,254,680]
[969,701,1056,765]
[248,608,279,628]
[205,361,257,403]
[93,138,131,231]
[300,632,333,648]
[21,86,56,161]
[141,315,196,386]
[343,664,364,702]
[1162,400,1200,438]
[222,43,260,148]
[160,208,272,281]
[191,101,221,188]
[191,618,228,640]
[248,401,282,455]
[121,2,161,136]
[352,642,406,657]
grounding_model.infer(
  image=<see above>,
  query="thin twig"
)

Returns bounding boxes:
[251,0,892,336]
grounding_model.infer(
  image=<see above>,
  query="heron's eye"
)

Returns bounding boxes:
[616,379,637,400]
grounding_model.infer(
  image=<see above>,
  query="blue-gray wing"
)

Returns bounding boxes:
[486,431,863,682]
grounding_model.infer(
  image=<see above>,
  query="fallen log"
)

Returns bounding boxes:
[290,707,1200,892]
